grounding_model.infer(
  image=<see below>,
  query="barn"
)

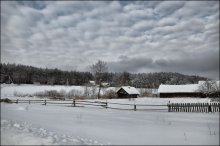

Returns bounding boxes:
[158,84,204,98]
[117,86,140,98]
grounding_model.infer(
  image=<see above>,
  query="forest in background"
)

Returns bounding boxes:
[1,63,207,88]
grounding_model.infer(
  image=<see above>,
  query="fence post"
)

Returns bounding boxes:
[29,99,30,104]
[192,103,194,112]
[16,99,18,104]
[217,103,219,112]
[44,99,46,106]
[134,104,136,111]
[200,103,202,112]
[168,102,171,112]
[186,103,189,112]
[196,104,198,112]
[171,103,173,112]
[73,99,75,107]
[208,103,212,112]
[105,102,108,109]
[213,103,215,112]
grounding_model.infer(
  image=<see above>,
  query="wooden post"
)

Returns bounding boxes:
[105,102,108,109]
[176,103,179,112]
[187,103,190,112]
[192,103,194,112]
[168,103,171,112]
[183,103,186,112]
[134,105,136,111]
[207,103,211,112]
[73,99,76,107]
[201,103,203,112]
[200,103,202,112]
[182,103,184,112]
[44,99,46,106]
[213,103,215,112]
[29,99,30,104]
[16,99,18,104]
[217,103,219,112]
[181,103,184,112]
[214,103,216,112]
[196,104,198,112]
[208,103,211,113]
[174,103,176,112]
[171,103,174,112]
[190,103,193,112]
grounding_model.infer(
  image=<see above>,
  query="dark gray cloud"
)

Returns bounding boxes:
[1,1,219,79]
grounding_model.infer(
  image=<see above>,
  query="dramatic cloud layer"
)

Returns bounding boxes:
[1,1,219,79]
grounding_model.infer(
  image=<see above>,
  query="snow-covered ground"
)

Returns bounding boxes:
[1,84,219,145]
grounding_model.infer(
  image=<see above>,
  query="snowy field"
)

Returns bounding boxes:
[1,84,219,145]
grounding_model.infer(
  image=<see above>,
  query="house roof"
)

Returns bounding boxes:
[89,81,95,84]
[117,86,140,95]
[158,84,200,93]
[101,82,109,86]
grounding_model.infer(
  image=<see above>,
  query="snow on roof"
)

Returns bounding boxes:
[101,82,109,86]
[89,81,95,85]
[117,86,140,95]
[158,84,200,93]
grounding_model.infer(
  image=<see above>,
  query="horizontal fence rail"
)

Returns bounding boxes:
[167,103,220,112]
[7,99,167,111]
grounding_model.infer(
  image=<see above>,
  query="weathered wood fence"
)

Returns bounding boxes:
[9,99,167,111]
[11,99,107,108]
[167,103,220,112]
[5,99,220,112]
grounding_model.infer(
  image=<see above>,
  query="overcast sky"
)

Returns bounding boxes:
[1,1,219,79]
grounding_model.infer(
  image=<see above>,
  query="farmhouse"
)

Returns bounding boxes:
[89,80,96,86]
[117,86,140,98]
[158,84,203,98]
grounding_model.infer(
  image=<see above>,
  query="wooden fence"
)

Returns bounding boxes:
[11,99,107,108]
[167,103,220,112]
[6,99,220,112]
[9,99,167,111]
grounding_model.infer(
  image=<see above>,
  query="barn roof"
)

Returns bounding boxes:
[158,84,200,93]
[117,86,140,95]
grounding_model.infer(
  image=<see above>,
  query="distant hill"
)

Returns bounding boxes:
[1,63,207,88]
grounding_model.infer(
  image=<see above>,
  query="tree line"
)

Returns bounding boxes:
[1,63,207,88]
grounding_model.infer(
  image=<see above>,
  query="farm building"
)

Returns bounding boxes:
[89,81,96,86]
[117,86,140,98]
[158,80,220,98]
[158,84,203,98]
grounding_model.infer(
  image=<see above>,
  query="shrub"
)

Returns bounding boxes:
[100,89,117,99]
[210,98,220,102]
[13,91,32,97]
[66,89,83,99]
[34,90,65,100]
[0,98,12,103]
[45,90,65,100]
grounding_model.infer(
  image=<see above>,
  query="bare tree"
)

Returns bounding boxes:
[91,60,108,99]
[198,80,219,98]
